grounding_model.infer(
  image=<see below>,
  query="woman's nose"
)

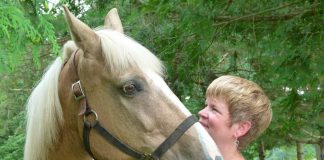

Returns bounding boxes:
[198,107,208,119]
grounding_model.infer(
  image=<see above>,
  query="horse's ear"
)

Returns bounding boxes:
[104,8,124,33]
[63,6,100,54]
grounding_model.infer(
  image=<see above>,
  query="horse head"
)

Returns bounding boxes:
[24,7,222,160]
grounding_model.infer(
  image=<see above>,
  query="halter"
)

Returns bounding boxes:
[70,50,197,160]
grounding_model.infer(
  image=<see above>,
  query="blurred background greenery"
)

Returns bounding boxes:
[0,0,323,159]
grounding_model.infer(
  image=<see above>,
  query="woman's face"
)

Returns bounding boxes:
[198,97,238,147]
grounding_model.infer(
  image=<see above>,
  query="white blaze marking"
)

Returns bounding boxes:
[146,71,223,159]
[146,71,191,116]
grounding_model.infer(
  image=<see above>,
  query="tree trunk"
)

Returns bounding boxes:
[315,127,324,160]
[319,138,324,160]
[315,139,324,160]
[258,140,265,160]
[315,144,320,160]
[296,141,304,160]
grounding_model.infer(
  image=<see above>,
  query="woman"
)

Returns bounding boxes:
[199,75,272,160]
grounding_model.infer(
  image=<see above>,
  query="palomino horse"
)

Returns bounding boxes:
[24,7,222,160]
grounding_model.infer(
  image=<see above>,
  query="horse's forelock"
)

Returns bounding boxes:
[96,30,164,76]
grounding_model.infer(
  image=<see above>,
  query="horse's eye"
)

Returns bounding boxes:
[122,81,141,96]
[123,83,136,94]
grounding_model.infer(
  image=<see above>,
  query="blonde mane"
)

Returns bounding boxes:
[24,58,64,160]
[96,30,164,76]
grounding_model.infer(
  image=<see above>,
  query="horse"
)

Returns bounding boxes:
[24,7,222,160]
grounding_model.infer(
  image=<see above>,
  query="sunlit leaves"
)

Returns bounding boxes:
[0,1,59,72]
[37,15,59,54]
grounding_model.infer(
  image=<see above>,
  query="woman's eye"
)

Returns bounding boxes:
[210,106,219,113]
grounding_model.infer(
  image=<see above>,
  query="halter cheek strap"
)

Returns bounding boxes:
[71,50,197,160]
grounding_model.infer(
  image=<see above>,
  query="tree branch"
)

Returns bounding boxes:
[9,88,32,92]
[302,129,324,139]
[219,0,233,15]
[217,52,230,66]
[214,1,320,26]
[213,68,255,75]
[288,133,320,144]
[215,9,316,22]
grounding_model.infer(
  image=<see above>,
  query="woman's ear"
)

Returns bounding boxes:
[235,121,252,138]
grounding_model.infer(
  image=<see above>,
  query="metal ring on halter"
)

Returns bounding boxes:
[83,110,98,127]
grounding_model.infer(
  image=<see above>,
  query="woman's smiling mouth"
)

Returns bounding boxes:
[199,121,209,129]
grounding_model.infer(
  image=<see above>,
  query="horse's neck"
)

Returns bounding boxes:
[48,68,91,160]
[47,107,91,160]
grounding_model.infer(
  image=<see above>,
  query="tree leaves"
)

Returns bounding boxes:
[0,1,59,72]
[0,0,323,159]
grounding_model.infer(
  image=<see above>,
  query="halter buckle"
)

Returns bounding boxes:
[72,80,85,101]
[140,153,157,160]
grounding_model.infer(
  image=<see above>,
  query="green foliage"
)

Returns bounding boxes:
[0,4,39,71]
[265,144,316,160]
[0,133,25,160]
[0,0,59,72]
[0,0,323,159]
[0,111,25,160]
[0,2,60,158]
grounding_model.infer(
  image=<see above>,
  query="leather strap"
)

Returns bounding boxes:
[151,115,197,158]
[82,109,197,160]
[71,49,198,159]
[93,122,144,159]
[83,121,95,159]
[82,106,144,159]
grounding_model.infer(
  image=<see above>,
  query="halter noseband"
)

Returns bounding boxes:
[70,50,197,160]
